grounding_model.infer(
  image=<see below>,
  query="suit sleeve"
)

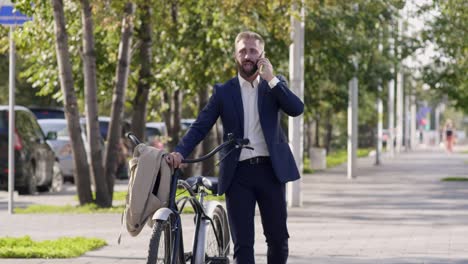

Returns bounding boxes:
[270,75,304,117]
[175,85,221,158]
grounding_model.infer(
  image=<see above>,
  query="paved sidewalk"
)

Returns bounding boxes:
[1,145,468,263]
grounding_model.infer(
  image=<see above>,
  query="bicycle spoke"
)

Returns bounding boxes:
[205,220,221,256]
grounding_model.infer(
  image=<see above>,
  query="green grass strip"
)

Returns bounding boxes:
[16,189,224,214]
[74,191,127,202]
[326,148,372,168]
[14,204,125,214]
[302,158,314,174]
[113,189,225,202]
[0,236,106,258]
[113,191,126,201]
[442,177,468,182]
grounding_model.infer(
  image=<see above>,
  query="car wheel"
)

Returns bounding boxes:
[18,165,37,195]
[51,161,64,193]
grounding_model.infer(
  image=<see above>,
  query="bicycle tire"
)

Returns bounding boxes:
[146,216,185,264]
[205,205,230,262]
[146,218,173,264]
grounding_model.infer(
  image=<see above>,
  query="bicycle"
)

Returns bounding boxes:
[126,132,252,264]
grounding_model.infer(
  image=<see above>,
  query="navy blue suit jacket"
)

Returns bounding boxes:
[175,75,304,194]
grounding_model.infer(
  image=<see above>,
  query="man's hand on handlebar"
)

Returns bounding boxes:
[165,152,185,168]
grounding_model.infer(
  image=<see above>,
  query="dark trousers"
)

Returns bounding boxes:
[225,161,289,264]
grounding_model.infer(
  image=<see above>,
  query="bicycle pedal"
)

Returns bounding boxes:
[205,256,230,264]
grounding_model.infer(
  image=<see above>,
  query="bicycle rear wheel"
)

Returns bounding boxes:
[205,205,230,263]
[146,215,184,264]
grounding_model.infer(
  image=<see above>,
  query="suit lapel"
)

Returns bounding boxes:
[232,77,244,130]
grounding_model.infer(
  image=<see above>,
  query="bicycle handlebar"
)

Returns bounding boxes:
[182,135,250,164]
[125,132,252,164]
[126,132,141,146]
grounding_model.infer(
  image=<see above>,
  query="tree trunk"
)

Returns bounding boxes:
[105,2,135,198]
[131,4,153,141]
[303,118,309,158]
[163,89,182,152]
[51,0,92,205]
[307,117,316,154]
[324,110,333,154]
[199,85,216,175]
[163,0,182,152]
[182,145,201,178]
[315,114,320,147]
[80,0,111,207]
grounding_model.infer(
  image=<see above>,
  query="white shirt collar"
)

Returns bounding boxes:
[238,73,260,89]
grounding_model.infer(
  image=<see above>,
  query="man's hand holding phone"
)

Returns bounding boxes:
[257,52,275,82]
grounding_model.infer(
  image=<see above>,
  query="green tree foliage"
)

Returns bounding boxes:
[303,0,407,150]
[1,0,435,157]
[12,1,129,114]
[145,0,294,120]
[421,0,468,113]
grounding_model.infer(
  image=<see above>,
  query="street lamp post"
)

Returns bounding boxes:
[347,58,358,179]
[347,3,359,179]
[0,1,33,214]
[287,1,305,207]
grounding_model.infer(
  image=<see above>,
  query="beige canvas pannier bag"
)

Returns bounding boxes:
[123,144,172,237]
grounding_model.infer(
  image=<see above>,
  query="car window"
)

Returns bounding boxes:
[16,111,35,140]
[0,111,7,135]
[146,127,161,137]
[39,122,68,137]
[29,115,46,140]
[31,109,65,119]
[98,119,130,139]
[99,121,109,139]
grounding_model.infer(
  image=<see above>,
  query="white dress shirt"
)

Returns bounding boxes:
[238,74,271,161]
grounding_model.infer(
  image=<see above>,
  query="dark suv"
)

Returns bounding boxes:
[0,106,63,194]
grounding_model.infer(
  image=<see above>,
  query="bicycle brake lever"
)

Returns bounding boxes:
[244,146,254,150]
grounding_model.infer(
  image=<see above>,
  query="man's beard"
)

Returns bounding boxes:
[236,59,258,78]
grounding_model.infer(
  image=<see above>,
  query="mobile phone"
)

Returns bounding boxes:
[258,51,265,74]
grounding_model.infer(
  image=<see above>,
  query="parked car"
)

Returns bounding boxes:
[37,118,87,183]
[143,119,195,149]
[28,106,65,120]
[92,116,131,140]
[181,118,195,131]
[80,116,129,179]
[0,106,63,194]
[145,122,167,149]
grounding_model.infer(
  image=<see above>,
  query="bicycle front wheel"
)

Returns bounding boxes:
[205,205,230,262]
[146,217,180,264]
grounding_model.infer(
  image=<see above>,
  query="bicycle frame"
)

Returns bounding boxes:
[150,168,227,264]
[181,182,226,264]
[126,132,245,264]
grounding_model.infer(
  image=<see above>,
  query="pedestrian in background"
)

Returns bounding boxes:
[444,119,455,153]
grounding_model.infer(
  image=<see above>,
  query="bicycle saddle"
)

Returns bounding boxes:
[185,176,220,195]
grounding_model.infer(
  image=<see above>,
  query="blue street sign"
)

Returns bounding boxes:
[0,5,32,25]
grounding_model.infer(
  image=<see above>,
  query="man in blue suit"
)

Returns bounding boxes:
[165,31,304,264]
